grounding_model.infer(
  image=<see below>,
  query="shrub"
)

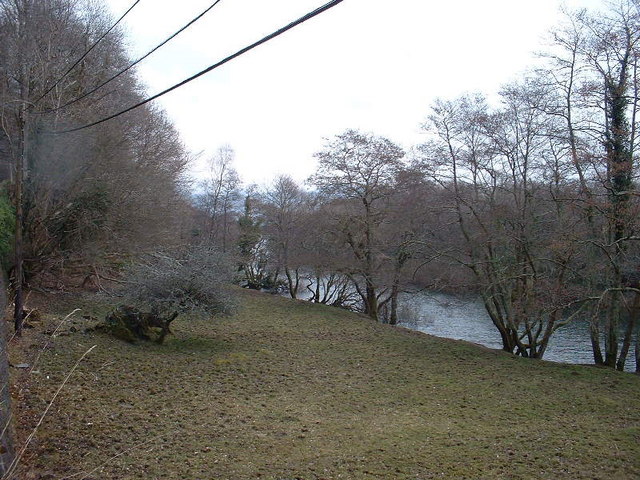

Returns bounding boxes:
[103,246,237,343]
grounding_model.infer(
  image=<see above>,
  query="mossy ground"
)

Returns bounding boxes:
[9,289,640,479]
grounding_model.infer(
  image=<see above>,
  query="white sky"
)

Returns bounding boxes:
[103,0,605,186]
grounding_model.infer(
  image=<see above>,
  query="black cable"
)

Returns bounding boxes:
[32,0,142,107]
[37,0,224,114]
[51,0,345,135]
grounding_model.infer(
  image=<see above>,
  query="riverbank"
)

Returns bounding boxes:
[396,290,638,371]
[9,288,640,479]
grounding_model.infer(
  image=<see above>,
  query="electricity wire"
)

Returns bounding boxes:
[37,0,224,114]
[51,0,345,134]
[32,0,142,107]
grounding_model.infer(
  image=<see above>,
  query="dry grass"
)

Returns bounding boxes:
[9,288,640,479]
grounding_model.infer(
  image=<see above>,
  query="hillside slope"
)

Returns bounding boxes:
[10,289,640,479]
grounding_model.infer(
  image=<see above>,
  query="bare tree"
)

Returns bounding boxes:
[260,175,310,298]
[198,145,240,251]
[309,129,405,321]
[420,88,591,358]
[540,1,640,370]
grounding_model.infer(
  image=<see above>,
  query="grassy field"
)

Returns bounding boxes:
[8,288,640,479]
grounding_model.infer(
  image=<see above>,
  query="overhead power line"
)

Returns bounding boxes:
[33,0,142,107]
[37,0,224,114]
[52,0,345,135]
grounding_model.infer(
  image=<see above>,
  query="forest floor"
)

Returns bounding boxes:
[7,288,640,479]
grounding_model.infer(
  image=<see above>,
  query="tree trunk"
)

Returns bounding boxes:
[285,267,299,299]
[389,282,399,326]
[364,279,378,321]
[618,293,640,371]
[0,274,15,476]
[604,298,619,368]
[314,273,321,303]
[13,110,26,336]
[590,320,605,365]
[603,58,632,368]
[483,296,516,353]
[636,330,640,373]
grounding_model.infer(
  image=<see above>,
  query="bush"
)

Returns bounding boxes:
[129,246,236,315]
[104,246,237,343]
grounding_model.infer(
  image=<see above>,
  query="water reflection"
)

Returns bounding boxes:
[397,291,637,372]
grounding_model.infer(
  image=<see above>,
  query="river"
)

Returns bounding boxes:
[396,291,638,372]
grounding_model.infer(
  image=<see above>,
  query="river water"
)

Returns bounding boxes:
[396,291,638,372]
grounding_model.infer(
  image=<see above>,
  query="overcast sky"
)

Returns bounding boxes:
[103,0,606,186]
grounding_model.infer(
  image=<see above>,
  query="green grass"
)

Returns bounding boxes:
[11,289,640,479]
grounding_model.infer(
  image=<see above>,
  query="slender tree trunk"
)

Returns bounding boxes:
[13,109,26,336]
[315,273,321,303]
[590,320,605,365]
[618,293,639,371]
[362,199,379,321]
[389,282,399,326]
[222,203,228,253]
[604,296,620,368]
[0,274,15,476]
[284,267,299,299]
[364,278,378,321]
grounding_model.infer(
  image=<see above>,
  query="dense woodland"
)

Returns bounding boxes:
[0,0,639,476]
